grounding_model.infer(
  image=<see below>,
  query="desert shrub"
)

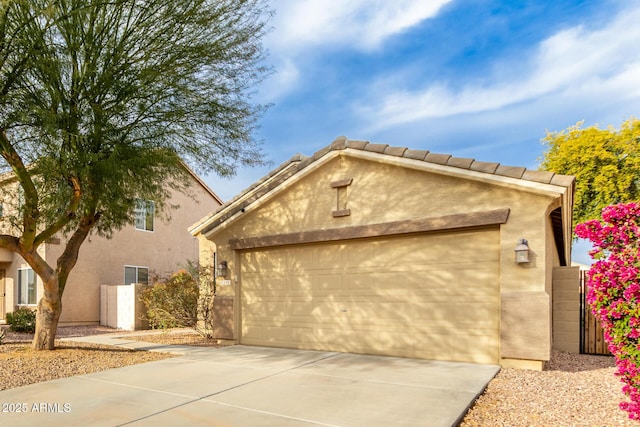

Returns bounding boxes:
[140,270,198,330]
[6,307,37,333]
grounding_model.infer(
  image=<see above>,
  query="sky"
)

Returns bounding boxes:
[204,0,640,265]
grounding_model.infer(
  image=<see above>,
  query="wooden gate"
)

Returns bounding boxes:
[580,269,611,355]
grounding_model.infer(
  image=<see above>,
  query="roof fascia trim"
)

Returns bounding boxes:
[196,151,342,237]
[229,208,510,250]
[346,149,570,198]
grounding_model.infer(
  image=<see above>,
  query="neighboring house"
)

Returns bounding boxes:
[190,137,579,369]
[0,167,222,326]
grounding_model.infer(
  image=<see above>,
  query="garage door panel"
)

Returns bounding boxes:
[315,245,344,269]
[342,301,409,324]
[446,231,501,262]
[454,302,500,327]
[240,229,500,363]
[343,272,377,290]
[242,250,288,273]
[262,276,287,295]
[391,236,451,265]
[242,323,262,341]
[289,274,313,295]
[315,273,343,293]
[242,273,287,293]
[342,330,416,354]
[451,333,499,364]
[343,240,379,268]
[413,332,456,360]
[289,299,314,317]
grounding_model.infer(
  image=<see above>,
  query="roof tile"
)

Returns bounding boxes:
[364,143,389,153]
[550,174,576,187]
[495,165,526,179]
[384,146,408,157]
[521,170,555,184]
[447,157,474,169]
[425,153,452,165]
[469,161,499,174]
[345,139,369,150]
[313,145,332,160]
[330,136,348,150]
[403,149,429,161]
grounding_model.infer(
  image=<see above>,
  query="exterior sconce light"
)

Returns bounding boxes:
[217,260,228,278]
[514,238,530,264]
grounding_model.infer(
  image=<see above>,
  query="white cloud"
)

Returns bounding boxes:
[362,3,640,129]
[257,57,301,102]
[268,0,452,51]
[261,1,451,101]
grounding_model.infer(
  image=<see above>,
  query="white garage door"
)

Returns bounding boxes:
[240,228,500,363]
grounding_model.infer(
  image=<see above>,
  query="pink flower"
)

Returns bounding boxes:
[577,202,640,420]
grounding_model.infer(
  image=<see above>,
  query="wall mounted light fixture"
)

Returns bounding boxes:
[217,260,228,278]
[514,238,530,264]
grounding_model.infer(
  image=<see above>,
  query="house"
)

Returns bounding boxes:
[0,166,222,326]
[190,137,580,369]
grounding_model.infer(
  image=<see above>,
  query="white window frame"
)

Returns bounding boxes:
[134,199,155,232]
[17,267,37,306]
[124,265,149,285]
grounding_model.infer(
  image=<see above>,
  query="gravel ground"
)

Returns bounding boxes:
[0,325,175,391]
[461,350,636,426]
[1,326,637,425]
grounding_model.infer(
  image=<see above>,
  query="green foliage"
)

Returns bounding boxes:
[0,0,271,345]
[540,118,640,226]
[140,270,199,330]
[1,0,272,238]
[6,307,37,333]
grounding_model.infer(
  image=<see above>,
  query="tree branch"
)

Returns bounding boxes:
[56,211,100,293]
[0,129,39,249]
[0,234,19,252]
[34,175,82,246]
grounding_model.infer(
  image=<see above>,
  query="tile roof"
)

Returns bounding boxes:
[193,136,575,235]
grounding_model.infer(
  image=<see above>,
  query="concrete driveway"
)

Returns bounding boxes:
[0,339,499,427]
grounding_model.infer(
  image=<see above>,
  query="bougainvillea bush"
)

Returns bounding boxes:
[576,202,640,419]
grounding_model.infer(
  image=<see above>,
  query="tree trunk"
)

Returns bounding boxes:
[29,214,95,350]
[32,279,62,350]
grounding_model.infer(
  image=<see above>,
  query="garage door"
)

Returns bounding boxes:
[239,228,500,363]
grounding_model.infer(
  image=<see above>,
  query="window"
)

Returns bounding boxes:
[124,266,149,285]
[134,199,154,231]
[17,268,36,305]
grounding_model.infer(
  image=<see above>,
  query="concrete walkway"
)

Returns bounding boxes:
[0,335,500,427]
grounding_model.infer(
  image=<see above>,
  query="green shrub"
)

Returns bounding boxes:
[140,270,198,330]
[6,307,37,333]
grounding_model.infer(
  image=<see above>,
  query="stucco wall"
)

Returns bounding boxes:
[203,153,565,364]
[53,180,219,324]
[552,266,580,353]
[0,177,220,324]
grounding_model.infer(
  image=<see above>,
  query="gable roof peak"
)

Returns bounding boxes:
[191,135,576,237]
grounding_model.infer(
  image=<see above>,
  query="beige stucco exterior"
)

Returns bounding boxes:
[0,170,221,326]
[191,138,576,368]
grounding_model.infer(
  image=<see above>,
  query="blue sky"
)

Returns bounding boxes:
[204,0,640,264]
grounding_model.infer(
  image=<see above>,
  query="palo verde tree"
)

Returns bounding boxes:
[540,118,640,225]
[0,0,271,350]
